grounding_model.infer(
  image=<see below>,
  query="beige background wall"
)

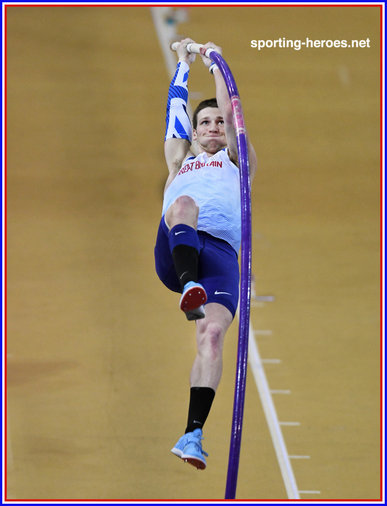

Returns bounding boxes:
[6,5,381,500]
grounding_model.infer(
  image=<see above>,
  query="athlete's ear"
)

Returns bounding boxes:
[192,129,197,141]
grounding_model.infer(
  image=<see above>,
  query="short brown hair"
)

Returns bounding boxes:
[192,98,218,129]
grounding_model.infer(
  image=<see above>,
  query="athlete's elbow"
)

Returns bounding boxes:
[229,148,239,165]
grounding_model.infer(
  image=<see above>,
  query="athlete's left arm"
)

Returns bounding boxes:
[213,68,257,181]
[203,43,257,181]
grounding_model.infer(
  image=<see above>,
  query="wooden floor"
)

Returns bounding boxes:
[5,5,381,501]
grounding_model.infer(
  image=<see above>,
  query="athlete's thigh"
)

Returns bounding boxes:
[154,217,181,293]
[197,234,239,318]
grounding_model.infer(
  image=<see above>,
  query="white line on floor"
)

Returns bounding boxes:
[248,322,300,499]
[261,358,282,364]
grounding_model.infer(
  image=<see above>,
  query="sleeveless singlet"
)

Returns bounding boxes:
[162,149,241,253]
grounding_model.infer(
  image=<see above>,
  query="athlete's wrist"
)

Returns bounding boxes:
[178,58,192,66]
[209,63,219,74]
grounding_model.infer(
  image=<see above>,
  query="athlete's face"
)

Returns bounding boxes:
[193,107,227,154]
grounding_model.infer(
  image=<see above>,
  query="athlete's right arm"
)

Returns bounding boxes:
[164,39,195,180]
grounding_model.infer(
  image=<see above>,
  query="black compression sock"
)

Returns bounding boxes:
[172,244,199,290]
[185,387,216,434]
[168,224,200,291]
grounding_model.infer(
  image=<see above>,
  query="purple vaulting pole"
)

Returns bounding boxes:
[208,51,252,500]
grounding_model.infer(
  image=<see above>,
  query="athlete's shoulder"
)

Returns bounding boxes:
[217,147,231,159]
[218,147,238,167]
[182,149,197,165]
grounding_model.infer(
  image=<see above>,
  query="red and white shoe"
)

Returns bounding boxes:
[179,281,207,320]
[185,305,206,321]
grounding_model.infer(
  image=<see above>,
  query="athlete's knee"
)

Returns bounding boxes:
[174,195,198,215]
[166,195,199,227]
[197,321,225,361]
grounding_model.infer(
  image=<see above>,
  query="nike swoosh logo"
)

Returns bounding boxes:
[174,231,186,235]
[214,290,232,296]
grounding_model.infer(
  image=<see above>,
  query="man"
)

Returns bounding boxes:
[154,39,257,470]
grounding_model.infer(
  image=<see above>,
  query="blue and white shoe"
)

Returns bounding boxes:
[171,428,208,470]
[179,282,207,320]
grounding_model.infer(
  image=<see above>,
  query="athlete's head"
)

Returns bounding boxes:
[192,98,227,154]
[192,98,219,129]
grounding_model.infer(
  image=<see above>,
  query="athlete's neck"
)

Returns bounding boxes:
[199,146,226,157]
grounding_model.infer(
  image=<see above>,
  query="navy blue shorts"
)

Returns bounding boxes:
[154,217,240,318]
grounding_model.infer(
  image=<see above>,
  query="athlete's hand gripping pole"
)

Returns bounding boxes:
[172,41,252,500]
[170,41,220,59]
